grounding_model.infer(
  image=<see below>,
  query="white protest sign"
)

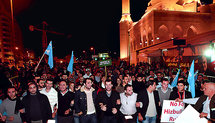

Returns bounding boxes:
[161,100,185,122]
[175,105,207,123]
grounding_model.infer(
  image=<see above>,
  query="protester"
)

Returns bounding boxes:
[96,79,120,123]
[19,82,52,123]
[74,78,97,123]
[119,84,138,123]
[136,80,161,123]
[0,86,22,123]
[40,79,58,121]
[57,80,75,123]
[194,82,215,119]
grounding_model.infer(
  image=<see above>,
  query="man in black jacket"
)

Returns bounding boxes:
[169,80,192,100]
[57,80,75,123]
[19,82,52,123]
[74,78,97,123]
[96,79,120,123]
[136,80,160,123]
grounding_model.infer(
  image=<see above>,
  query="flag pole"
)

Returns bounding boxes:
[34,51,46,72]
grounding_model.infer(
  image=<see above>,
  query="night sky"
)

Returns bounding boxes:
[2,0,211,58]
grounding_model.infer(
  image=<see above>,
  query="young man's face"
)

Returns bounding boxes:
[38,80,45,88]
[85,79,92,90]
[177,83,185,92]
[125,86,133,96]
[162,81,169,90]
[105,81,113,91]
[7,88,16,99]
[136,77,142,82]
[59,81,68,92]
[124,77,128,84]
[28,84,37,94]
[45,80,53,89]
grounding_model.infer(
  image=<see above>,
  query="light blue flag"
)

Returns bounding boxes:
[45,41,54,69]
[194,70,199,82]
[171,69,180,87]
[188,60,195,98]
[67,51,74,73]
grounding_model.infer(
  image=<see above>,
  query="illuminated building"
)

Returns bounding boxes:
[120,0,215,65]
[0,1,24,64]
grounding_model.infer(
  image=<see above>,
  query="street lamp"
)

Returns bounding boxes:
[15,47,18,50]
[90,47,95,55]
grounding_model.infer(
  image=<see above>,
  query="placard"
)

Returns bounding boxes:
[161,100,184,122]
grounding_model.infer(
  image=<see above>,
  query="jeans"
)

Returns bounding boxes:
[74,115,79,123]
[53,113,57,123]
[140,116,156,123]
[79,113,97,123]
[101,115,117,123]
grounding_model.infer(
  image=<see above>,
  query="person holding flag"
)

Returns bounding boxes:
[35,41,54,72]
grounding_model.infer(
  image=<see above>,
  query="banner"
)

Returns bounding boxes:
[161,100,185,122]
[165,62,189,68]
[98,59,112,67]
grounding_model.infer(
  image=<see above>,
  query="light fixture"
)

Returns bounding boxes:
[157,37,159,40]
[205,49,213,57]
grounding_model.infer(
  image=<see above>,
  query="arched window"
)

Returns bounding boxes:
[158,25,169,41]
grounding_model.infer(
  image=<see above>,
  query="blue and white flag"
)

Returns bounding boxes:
[45,41,53,69]
[188,60,195,98]
[67,51,74,73]
[171,69,180,87]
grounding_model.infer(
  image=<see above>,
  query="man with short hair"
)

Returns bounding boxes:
[37,79,45,91]
[119,84,138,123]
[0,86,22,123]
[194,82,215,119]
[146,70,157,81]
[19,82,52,123]
[156,78,172,107]
[169,80,192,100]
[57,80,75,123]
[133,74,145,93]
[96,79,120,123]
[136,80,160,123]
[40,79,58,120]
[74,78,97,123]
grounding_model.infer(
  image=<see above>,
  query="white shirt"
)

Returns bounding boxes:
[145,90,157,117]
[84,89,96,114]
[128,80,132,85]
[40,87,58,113]
[120,92,137,115]
[203,96,211,118]
[83,73,92,78]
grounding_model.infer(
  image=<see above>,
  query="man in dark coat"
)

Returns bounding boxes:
[19,82,52,123]
[136,80,161,123]
[95,79,120,123]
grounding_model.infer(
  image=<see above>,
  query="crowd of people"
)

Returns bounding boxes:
[0,59,214,123]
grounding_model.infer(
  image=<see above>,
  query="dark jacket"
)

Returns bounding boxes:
[95,90,120,120]
[169,90,192,100]
[136,89,161,121]
[194,94,215,119]
[20,89,52,123]
[58,90,74,117]
[74,86,97,116]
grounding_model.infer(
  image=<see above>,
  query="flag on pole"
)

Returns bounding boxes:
[67,51,74,73]
[188,60,195,98]
[171,69,180,87]
[45,41,53,69]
